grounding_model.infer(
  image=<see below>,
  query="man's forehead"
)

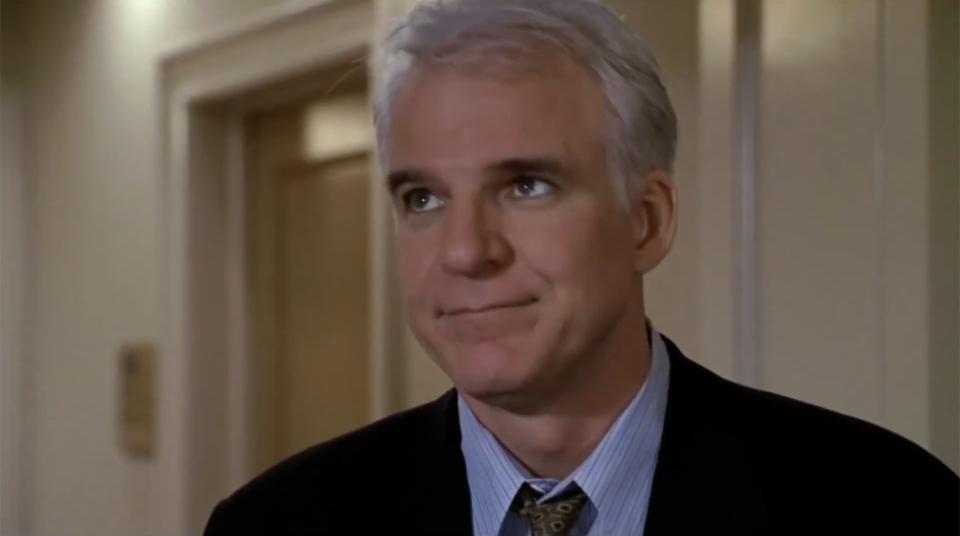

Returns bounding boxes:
[385,60,608,173]
[403,44,599,93]
[417,36,595,80]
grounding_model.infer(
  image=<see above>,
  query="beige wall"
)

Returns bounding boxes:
[616,0,705,366]
[2,1,29,533]
[759,0,914,438]
[926,0,959,476]
[756,0,957,470]
[11,1,287,534]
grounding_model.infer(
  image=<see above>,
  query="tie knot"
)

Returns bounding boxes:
[511,483,589,536]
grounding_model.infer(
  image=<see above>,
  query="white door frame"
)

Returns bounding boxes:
[157,0,403,529]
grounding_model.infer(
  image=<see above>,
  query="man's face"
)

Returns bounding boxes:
[386,57,642,407]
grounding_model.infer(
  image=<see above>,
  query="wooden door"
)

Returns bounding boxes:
[246,96,371,473]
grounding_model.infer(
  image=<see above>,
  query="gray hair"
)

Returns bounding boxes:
[372,0,677,198]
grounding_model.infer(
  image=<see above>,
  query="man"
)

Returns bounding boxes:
[205,1,958,534]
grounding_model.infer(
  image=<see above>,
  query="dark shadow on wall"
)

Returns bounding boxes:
[927,0,959,473]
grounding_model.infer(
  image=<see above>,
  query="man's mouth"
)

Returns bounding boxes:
[439,297,538,317]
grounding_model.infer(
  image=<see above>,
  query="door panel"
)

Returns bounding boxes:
[276,157,370,457]
[245,88,372,473]
[758,0,883,420]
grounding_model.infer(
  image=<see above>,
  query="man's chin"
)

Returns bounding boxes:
[452,368,552,414]
[448,359,530,402]
[431,338,550,409]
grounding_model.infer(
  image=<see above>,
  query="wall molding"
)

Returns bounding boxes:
[733,0,761,388]
[156,1,381,530]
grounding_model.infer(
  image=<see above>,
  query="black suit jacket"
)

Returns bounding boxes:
[205,337,958,534]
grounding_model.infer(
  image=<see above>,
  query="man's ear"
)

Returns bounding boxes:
[628,169,677,275]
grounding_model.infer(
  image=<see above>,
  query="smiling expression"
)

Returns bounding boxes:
[386,56,646,407]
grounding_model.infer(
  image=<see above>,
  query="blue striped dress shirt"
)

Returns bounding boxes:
[458,328,671,536]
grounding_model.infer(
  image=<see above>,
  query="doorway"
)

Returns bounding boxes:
[243,70,372,474]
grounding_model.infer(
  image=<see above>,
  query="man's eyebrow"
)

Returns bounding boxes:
[385,169,427,194]
[386,158,566,193]
[488,157,566,176]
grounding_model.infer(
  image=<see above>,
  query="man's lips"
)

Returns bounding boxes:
[438,297,538,317]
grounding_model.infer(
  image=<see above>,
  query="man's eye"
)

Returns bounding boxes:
[509,176,555,199]
[402,188,444,213]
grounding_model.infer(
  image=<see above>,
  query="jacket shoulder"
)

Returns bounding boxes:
[722,369,953,482]
[203,390,459,535]
[672,352,958,531]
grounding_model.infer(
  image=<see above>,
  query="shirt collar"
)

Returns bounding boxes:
[458,327,671,535]
[458,388,528,535]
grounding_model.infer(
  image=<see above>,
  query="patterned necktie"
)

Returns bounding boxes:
[511,483,589,536]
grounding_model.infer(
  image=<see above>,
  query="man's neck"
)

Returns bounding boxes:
[461,319,652,479]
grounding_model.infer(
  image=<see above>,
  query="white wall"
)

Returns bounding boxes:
[2,1,30,533]
[616,0,705,366]
[926,0,959,470]
[759,0,908,437]
[755,0,957,470]
[1,82,28,536]
[15,1,288,534]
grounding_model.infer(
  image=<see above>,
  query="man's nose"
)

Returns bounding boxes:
[438,201,513,278]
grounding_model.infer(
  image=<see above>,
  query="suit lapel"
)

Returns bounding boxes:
[644,337,767,535]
